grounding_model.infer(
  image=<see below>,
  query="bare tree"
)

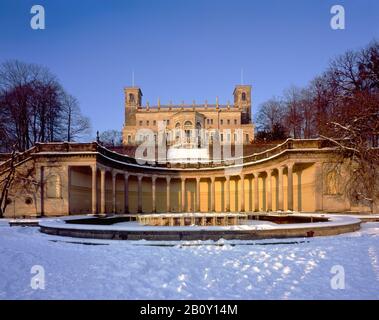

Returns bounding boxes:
[61,93,91,142]
[318,41,379,212]
[283,86,303,139]
[256,98,285,132]
[0,60,92,151]
[99,130,123,147]
[0,150,16,217]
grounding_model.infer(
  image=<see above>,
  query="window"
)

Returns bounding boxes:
[153,120,156,126]
[234,119,237,125]
[220,119,223,125]
[241,92,246,101]
[227,119,230,125]
[220,134,223,142]
[207,119,209,125]
[245,134,249,143]
[210,119,213,125]
[128,135,132,144]
[167,120,170,125]
[129,93,135,103]
[146,120,149,126]
[234,133,237,142]
[139,120,143,126]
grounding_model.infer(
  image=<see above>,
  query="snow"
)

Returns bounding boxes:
[0,219,378,299]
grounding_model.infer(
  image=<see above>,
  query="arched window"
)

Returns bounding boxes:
[241,92,246,101]
[175,122,181,142]
[196,122,202,147]
[129,93,135,103]
[46,174,62,198]
[183,122,193,143]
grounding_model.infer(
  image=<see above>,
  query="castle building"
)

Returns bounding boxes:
[0,85,377,218]
[122,85,255,147]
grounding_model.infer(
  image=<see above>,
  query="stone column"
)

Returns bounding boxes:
[112,172,117,214]
[181,177,186,212]
[287,163,294,211]
[137,175,143,213]
[40,166,45,216]
[65,166,70,215]
[100,169,106,214]
[211,177,215,212]
[225,176,230,212]
[91,165,97,214]
[314,162,323,212]
[278,166,284,211]
[166,176,171,212]
[266,169,272,211]
[240,174,245,212]
[152,175,157,213]
[254,172,259,211]
[124,173,129,213]
[196,177,200,212]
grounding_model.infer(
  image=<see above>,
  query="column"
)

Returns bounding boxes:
[152,175,157,213]
[240,174,245,212]
[100,169,106,214]
[225,176,230,212]
[124,173,129,213]
[40,166,45,216]
[112,172,117,214]
[137,175,143,213]
[181,177,186,212]
[266,169,272,211]
[66,166,70,215]
[166,177,171,212]
[278,166,284,211]
[91,165,97,214]
[196,177,200,212]
[254,172,259,211]
[211,177,215,212]
[314,162,323,212]
[287,163,294,211]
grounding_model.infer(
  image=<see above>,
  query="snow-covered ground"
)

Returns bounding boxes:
[0,219,378,299]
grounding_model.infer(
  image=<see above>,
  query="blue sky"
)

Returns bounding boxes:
[0,0,378,137]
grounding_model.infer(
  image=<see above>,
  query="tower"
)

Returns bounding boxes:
[124,87,142,126]
[233,85,252,124]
